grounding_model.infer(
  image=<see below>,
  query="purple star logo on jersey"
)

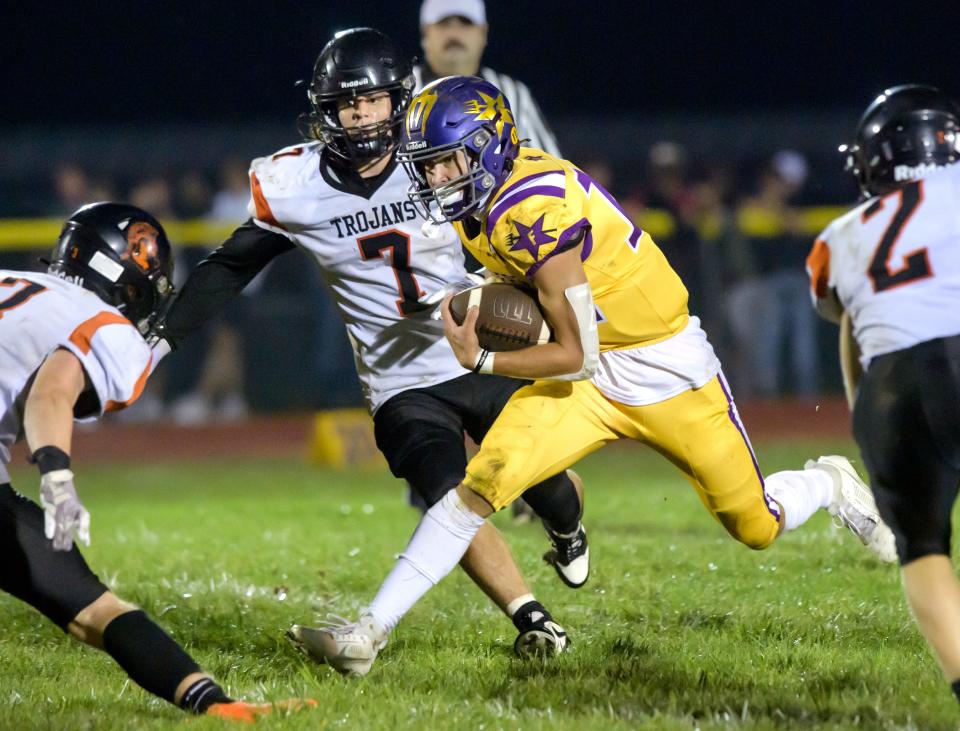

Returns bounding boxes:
[507,214,557,260]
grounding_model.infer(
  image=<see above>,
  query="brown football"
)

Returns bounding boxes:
[449,283,552,352]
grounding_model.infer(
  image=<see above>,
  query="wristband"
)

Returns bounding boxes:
[472,349,495,374]
[28,445,71,474]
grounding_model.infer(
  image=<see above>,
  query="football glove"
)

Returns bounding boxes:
[39,469,90,551]
[419,270,520,320]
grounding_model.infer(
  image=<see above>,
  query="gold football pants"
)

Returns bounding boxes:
[463,374,782,549]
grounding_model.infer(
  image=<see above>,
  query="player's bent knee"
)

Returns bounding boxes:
[455,482,495,518]
[68,592,139,647]
[726,517,778,551]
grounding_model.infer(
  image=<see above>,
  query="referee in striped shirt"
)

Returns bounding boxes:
[414,0,561,156]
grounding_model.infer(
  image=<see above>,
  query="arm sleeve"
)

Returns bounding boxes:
[162,219,295,344]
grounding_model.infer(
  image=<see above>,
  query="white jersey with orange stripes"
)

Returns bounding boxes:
[807,162,960,366]
[247,141,469,412]
[0,271,152,483]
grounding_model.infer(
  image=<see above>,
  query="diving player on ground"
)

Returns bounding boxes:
[157,29,588,660]
[0,203,313,721]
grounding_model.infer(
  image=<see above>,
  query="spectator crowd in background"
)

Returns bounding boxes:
[0,141,850,422]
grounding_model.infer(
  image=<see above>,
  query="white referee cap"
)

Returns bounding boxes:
[420,0,487,26]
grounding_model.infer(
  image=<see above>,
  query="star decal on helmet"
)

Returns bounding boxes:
[507,214,557,260]
[465,91,515,138]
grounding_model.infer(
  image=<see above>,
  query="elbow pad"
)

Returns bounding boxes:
[549,282,600,382]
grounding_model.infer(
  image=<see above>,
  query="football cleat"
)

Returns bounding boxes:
[541,469,590,587]
[286,624,328,665]
[806,455,898,563]
[513,607,569,658]
[288,613,388,678]
[205,698,317,723]
[542,524,590,588]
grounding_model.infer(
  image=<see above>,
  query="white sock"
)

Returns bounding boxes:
[764,468,834,532]
[369,490,485,631]
[505,593,536,618]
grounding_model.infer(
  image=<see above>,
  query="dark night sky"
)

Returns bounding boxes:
[5,0,958,126]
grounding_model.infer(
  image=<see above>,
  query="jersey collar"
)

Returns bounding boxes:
[319,150,399,200]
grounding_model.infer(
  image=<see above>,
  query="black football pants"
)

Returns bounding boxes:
[0,482,108,628]
[374,372,582,532]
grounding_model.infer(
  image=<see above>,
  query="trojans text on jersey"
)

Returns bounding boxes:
[330,201,420,238]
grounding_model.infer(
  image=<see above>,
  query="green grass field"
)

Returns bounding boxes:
[1,439,953,730]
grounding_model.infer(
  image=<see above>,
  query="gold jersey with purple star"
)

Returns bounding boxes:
[454,148,690,350]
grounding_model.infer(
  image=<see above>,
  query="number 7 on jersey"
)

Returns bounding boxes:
[357,229,427,316]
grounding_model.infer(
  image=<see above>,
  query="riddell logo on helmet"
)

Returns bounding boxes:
[340,78,370,89]
[894,162,944,181]
[405,140,428,150]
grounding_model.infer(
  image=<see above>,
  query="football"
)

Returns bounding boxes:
[448,283,552,352]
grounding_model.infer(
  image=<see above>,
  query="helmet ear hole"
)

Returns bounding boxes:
[123,283,142,303]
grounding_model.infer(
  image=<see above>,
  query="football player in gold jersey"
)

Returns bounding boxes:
[309,76,896,676]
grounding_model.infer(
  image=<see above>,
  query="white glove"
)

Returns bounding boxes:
[39,469,90,551]
[150,337,172,362]
[418,274,486,319]
[472,268,517,285]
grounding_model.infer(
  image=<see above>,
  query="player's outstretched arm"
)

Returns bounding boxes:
[24,349,90,550]
[159,220,294,348]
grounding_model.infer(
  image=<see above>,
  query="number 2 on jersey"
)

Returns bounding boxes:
[865,180,932,292]
[0,277,47,319]
[357,229,426,316]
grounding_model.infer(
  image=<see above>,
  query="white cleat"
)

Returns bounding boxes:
[287,612,388,677]
[806,455,898,563]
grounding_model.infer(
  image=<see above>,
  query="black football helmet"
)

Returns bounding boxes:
[48,202,175,336]
[302,28,415,164]
[842,84,960,198]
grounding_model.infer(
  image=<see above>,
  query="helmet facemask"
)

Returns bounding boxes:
[304,80,414,167]
[400,126,501,223]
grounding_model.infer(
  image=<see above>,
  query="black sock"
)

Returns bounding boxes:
[101,610,211,707]
[952,678,960,704]
[511,600,550,632]
[179,677,233,714]
[521,472,581,535]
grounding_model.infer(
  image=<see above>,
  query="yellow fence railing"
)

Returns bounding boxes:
[0,206,852,252]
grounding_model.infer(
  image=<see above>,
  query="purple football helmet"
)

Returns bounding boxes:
[398,76,520,222]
